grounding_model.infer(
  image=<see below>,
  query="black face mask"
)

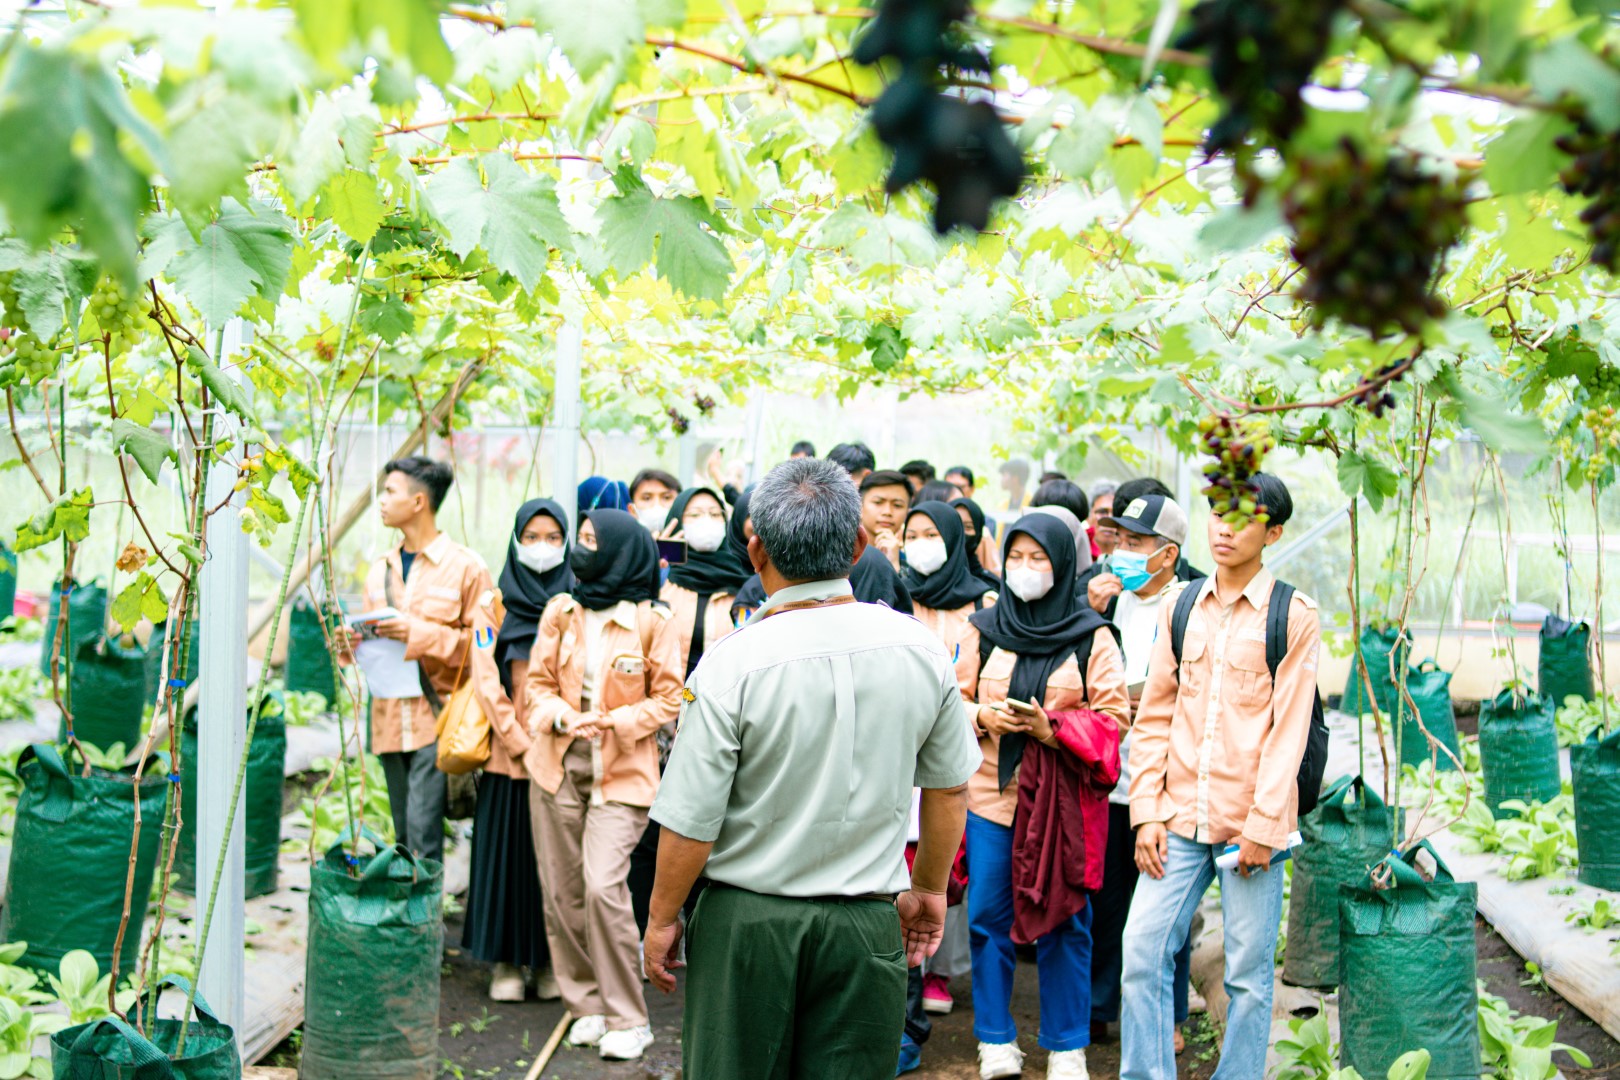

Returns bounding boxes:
[570,544,601,580]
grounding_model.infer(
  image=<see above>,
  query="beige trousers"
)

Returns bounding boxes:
[530,741,650,1029]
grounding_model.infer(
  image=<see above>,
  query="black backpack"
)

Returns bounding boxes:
[1169,579,1330,818]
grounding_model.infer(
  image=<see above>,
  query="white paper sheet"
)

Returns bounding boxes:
[355,638,422,699]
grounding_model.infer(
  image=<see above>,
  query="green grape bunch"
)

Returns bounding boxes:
[88,276,149,348]
[1582,405,1620,483]
[1284,139,1468,338]
[1198,412,1276,526]
[1176,0,1345,159]
[0,274,23,332]
[5,329,60,384]
[1556,118,1620,271]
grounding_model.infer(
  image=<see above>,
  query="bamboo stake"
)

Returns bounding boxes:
[522,1013,573,1080]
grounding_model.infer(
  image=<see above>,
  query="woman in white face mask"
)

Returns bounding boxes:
[463,498,575,1004]
[657,488,752,679]
[958,513,1133,1080]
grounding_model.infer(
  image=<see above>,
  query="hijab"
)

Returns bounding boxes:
[952,497,1001,589]
[572,509,660,611]
[725,486,754,570]
[1027,504,1094,574]
[851,546,914,614]
[969,513,1109,790]
[901,502,989,612]
[665,488,752,595]
[495,499,574,689]
[577,475,630,513]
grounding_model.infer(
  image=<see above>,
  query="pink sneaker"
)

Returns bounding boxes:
[922,973,954,1015]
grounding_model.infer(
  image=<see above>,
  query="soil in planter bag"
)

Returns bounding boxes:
[286,597,341,699]
[1478,688,1562,815]
[1341,623,1410,717]
[52,974,240,1080]
[1572,729,1620,890]
[1283,775,1404,990]
[62,635,149,751]
[0,743,165,975]
[144,617,201,708]
[1539,614,1595,707]
[301,830,442,1080]
[1338,841,1480,1079]
[174,692,286,899]
[1397,661,1462,771]
[38,579,108,676]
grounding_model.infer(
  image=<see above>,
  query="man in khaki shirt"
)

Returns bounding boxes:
[355,457,492,863]
[1119,473,1321,1080]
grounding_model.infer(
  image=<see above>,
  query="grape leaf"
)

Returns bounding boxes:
[292,0,453,85]
[185,346,256,422]
[0,241,96,340]
[247,486,291,525]
[1336,450,1400,512]
[598,169,734,301]
[0,48,164,288]
[1485,112,1575,197]
[864,323,907,372]
[166,96,255,221]
[15,488,93,553]
[265,445,320,499]
[1439,368,1548,453]
[358,292,415,343]
[426,154,572,290]
[151,199,295,324]
[110,419,177,484]
[510,0,642,78]
[110,573,168,634]
[318,169,389,243]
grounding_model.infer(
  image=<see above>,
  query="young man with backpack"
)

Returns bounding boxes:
[1118,473,1325,1080]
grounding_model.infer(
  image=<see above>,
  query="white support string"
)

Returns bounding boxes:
[369,373,380,561]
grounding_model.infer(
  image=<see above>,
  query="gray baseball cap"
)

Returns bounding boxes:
[1103,494,1188,547]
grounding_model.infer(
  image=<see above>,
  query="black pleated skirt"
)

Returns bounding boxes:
[461,773,548,968]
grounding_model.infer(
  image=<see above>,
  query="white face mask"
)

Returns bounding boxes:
[904,538,948,576]
[684,517,727,553]
[1005,566,1055,603]
[515,539,565,574]
[633,504,666,532]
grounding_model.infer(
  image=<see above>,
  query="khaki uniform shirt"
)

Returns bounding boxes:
[1127,568,1321,849]
[360,533,492,754]
[651,579,982,897]
[521,595,684,808]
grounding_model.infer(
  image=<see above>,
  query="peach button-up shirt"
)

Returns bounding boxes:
[1127,568,1321,850]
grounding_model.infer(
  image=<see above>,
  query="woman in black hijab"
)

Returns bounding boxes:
[727,487,768,624]
[960,513,1131,1072]
[903,502,996,620]
[465,499,572,1002]
[523,507,683,1058]
[952,496,1002,589]
[659,488,752,677]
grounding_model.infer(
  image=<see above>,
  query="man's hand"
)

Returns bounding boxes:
[705,447,727,488]
[1088,572,1123,614]
[372,614,411,642]
[1135,822,1169,880]
[896,889,947,968]
[1234,838,1272,878]
[873,528,901,567]
[643,917,684,993]
[977,705,1031,738]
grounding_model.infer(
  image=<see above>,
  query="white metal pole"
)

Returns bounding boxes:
[552,326,582,538]
[196,319,249,1039]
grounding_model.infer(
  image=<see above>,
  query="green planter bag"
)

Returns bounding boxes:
[0,542,16,620]
[1338,841,1481,1079]
[0,744,165,975]
[52,975,241,1080]
[144,618,201,709]
[1539,615,1595,708]
[1571,729,1620,890]
[174,694,287,899]
[301,831,442,1080]
[1341,624,1410,717]
[1397,661,1462,771]
[1283,776,1404,990]
[1478,689,1562,815]
[60,635,149,751]
[285,598,340,700]
[38,579,108,676]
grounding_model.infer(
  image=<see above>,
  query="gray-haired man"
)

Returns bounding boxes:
[643,457,982,1080]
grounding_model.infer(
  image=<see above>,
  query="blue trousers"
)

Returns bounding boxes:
[966,812,1092,1052]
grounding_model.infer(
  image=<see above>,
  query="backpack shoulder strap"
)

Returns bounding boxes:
[1169,582,1200,665]
[1266,580,1295,681]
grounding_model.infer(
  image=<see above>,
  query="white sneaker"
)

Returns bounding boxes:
[977,1041,1024,1079]
[1047,1048,1090,1080]
[598,1024,654,1061]
[566,1014,607,1047]
[488,963,524,1002]
[532,967,560,1002]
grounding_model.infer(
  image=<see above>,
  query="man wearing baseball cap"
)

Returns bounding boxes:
[1086,493,1198,1051]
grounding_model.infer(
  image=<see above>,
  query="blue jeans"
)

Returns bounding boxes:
[966,812,1092,1052]
[1119,832,1284,1080]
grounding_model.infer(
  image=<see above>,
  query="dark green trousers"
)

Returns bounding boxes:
[684,884,908,1080]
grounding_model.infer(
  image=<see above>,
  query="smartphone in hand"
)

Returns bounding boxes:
[656,537,688,565]
[1004,697,1039,716]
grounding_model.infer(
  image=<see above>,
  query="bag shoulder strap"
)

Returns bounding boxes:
[1266,580,1296,681]
[1169,582,1200,666]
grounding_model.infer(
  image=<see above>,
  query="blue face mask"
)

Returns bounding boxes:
[1110,547,1166,592]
